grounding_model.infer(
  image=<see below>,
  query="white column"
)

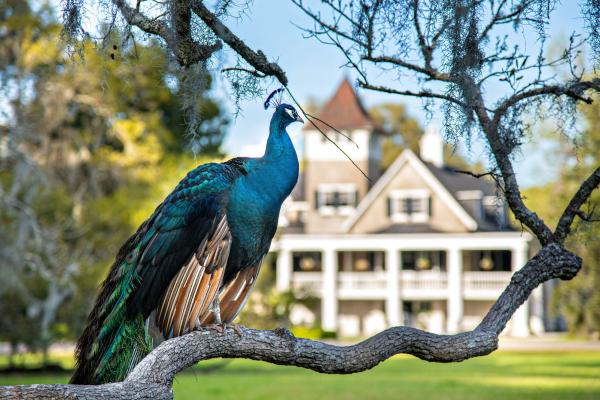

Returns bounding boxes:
[511,243,530,337]
[446,247,463,333]
[321,248,338,332]
[276,249,292,292]
[530,286,545,335]
[385,248,401,326]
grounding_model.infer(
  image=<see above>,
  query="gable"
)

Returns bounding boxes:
[344,150,478,233]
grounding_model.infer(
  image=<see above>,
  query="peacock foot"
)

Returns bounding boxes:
[227,323,244,337]
[204,323,226,334]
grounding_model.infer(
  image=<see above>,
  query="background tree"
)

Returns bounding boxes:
[0,0,227,366]
[2,0,600,398]
[370,103,424,168]
[524,93,600,337]
[370,103,481,171]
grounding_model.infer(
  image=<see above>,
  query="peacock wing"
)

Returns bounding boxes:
[126,162,246,328]
[200,260,263,325]
[154,214,231,338]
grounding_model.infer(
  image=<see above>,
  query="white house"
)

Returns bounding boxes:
[271,79,545,338]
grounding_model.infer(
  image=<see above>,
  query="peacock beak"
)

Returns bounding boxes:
[295,114,304,123]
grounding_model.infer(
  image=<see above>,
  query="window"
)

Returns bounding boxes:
[315,184,358,216]
[292,251,322,272]
[483,195,507,226]
[388,189,431,223]
[401,251,446,271]
[462,250,512,272]
[338,251,386,272]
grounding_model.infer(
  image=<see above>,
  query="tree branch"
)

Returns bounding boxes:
[111,0,221,66]
[493,78,600,124]
[463,78,556,245]
[361,55,451,81]
[358,81,467,108]
[478,0,533,42]
[190,0,288,85]
[0,244,581,399]
[412,0,433,68]
[291,0,369,48]
[554,166,600,243]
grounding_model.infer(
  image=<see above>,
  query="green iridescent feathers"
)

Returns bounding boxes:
[71,163,243,384]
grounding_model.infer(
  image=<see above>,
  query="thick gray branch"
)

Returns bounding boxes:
[190,1,288,85]
[467,79,556,245]
[554,166,600,243]
[1,244,580,400]
[111,0,221,66]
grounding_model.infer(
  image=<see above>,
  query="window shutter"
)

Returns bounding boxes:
[428,196,433,217]
[314,191,320,209]
[405,198,414,215]
[387,197,393,216]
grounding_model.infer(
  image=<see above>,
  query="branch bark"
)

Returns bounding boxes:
[0,244,581,400]
[554,166,600,243]
[111,0,222,66]
[190,1,288,85]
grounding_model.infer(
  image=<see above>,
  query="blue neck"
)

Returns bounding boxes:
[264,114,292,159]
[258,113,299,201]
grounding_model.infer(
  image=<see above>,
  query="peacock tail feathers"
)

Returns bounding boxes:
[71,235,153,384]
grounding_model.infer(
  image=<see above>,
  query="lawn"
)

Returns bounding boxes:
[1,351,599,400]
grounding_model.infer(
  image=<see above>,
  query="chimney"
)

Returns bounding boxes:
[419,125,444,167]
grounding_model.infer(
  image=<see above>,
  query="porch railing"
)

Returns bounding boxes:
[400,270,448,292]
[463,271,511,298]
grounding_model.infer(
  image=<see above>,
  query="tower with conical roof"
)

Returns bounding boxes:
[302,79,381,234]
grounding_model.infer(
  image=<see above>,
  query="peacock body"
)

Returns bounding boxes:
[71,103,302,384]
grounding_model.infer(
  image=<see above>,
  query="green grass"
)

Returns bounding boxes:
[1,351,600,399]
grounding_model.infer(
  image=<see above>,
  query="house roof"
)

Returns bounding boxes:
[424,162,496,197]
[303,79,375,132]
[423,162,513,231]
[375,224,444,234]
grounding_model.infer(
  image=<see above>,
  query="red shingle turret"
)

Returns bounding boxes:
[304,78,375,131]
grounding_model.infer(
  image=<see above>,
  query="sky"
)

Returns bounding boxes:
[210,0,590,188]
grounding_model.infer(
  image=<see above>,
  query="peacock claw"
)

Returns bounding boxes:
[205,323,226,334]
[228,323,244,337]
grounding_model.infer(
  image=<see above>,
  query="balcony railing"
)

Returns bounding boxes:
[291,272,322,295]
[463,271,511,299]
[290,270,513,300]
[400,270,448,299]
[338,271,387,299]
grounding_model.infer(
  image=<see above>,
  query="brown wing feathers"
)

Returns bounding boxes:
[155,215,231,338]
[202,262,261,325]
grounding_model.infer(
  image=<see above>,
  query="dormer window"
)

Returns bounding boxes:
[315,184,358,216]
[483,195,506,226]
[388,189,431,223]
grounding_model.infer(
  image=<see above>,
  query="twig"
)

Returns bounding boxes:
[221,67,266,78]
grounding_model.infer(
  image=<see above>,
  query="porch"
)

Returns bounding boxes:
[274,232,535,336]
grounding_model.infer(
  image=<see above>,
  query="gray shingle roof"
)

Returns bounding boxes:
[423,161,514,231]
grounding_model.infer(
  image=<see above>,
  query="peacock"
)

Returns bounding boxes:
[71,91,302,384]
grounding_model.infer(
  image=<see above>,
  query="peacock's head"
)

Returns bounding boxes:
[275,103,304,126]
[264,88,304,127]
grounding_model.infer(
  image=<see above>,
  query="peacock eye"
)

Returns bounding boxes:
[285,108,294,118]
